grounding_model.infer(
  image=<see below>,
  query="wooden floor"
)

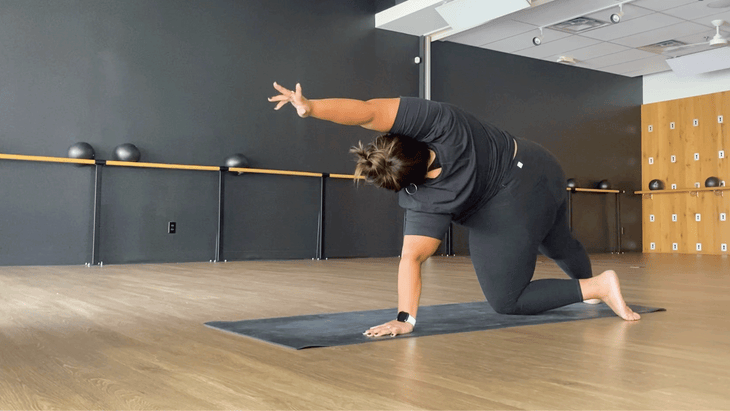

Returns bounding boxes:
[1,253,729,410]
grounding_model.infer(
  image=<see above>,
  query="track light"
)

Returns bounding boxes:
[533,27,544,46]
[610,4,624,24]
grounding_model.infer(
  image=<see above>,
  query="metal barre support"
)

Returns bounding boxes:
[90,163,103,266]
[316,174,328,260]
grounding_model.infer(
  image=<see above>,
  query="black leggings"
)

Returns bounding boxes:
[460,138,592,315]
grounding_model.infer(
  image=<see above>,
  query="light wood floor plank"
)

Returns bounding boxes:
[1,254,729,409]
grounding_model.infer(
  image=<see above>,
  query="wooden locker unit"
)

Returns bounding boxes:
[641,90,729,255]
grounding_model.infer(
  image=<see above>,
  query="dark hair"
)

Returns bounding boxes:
[349,133,430,192]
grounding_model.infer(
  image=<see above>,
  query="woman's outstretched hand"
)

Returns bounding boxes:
[363,320,414,338]
[268,82,311,118]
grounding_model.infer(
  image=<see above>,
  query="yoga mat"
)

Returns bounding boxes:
[205,301,665,350]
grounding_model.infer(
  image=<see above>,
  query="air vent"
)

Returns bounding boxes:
[548,17,609,34]
[638,40,689,54]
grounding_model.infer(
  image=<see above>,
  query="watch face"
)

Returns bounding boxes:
[397,311,409,322]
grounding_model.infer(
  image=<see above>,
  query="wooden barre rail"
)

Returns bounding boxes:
[229,167,322,178]
[1,152,361,179]
[106,160,220,172]
[566,187,622,194]
[0,153,96,165]
[635,187,729,195]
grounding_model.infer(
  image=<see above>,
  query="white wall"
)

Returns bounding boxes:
[643,69,730,104]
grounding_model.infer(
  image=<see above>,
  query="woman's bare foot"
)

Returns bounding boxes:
[582,270,641,321]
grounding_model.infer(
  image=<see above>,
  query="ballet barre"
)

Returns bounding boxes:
[566,187,624,254]
[1,152,363,265]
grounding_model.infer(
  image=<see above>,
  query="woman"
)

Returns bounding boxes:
[269,82,640,338]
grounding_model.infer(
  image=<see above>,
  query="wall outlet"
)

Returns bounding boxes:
[720,150,725,159]
[695,182,700,188]
[670,122,675,129]
[650,214,655,222]
[672,214,678,222]
[168,221,176,234]
[719,115,724,124]
[694,153,700,161]
[672,184,677,190]
[722,244,728,252]
[693,119,699,127]
[673,243,678,251]
[649,157,654,165]
[650,242,656,250]
[696,243,702,251]
[695,213,701,222]
[648,125,653,132]
[671,155,676,163]
[721,213,727,222]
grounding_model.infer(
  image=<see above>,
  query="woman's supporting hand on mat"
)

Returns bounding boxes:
[364,320,413,338]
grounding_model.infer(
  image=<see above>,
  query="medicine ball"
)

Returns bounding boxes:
[67,142,95,160]
[705,176,720,188]
[114,143,141,162]
[649,179,664,190]
[225,153,250,168]
[596,180,611,190]
[566,178,577,189]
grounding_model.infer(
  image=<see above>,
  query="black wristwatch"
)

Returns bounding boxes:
[397,311,416,326]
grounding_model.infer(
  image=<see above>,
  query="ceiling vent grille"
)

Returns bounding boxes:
[548,17,610,34]
[638,40,690,54]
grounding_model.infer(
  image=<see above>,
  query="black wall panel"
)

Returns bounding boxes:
[99,167,219,264]
[221,174,321,261]
[324,180,404,258]
[431,42,643,254]
[0,0,419,265]
[0,161,94,265]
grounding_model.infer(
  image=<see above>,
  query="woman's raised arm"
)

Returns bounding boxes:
[268,82,400,133]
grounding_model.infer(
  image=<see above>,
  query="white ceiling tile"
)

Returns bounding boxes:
[478,29,571,54]
[597,54,671,75]
[446,20,536,47]
[515,35,603,59]
[611,21,710,47]
[545,42,631,62]
[584,3,655,23]
[580,13,684,41]
[631,0,697,12]
[511,0,617,27]
[694,9,730,24]
[585,48,657,68]
[661,2,729,20]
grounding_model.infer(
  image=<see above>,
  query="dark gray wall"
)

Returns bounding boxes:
[0,0,643,266]
[431,42,643,254]
[0,0,419,265]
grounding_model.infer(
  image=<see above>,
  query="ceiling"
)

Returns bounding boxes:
[377,0,730,77]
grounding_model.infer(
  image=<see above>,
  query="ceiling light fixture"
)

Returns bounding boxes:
[533,27,544,45]
[610,4,624,24]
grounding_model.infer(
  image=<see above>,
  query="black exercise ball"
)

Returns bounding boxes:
[649,179,665,190]
[114,143,141,162]
[596,180,611,190]
[566,178,577,189]
[705,176,720,187]
[225,153,250,168]
[67,142,95,160]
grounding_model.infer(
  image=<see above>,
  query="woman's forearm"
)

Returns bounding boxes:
[397,257,422,318]
[308,98,399,132]
[308,99,375,126]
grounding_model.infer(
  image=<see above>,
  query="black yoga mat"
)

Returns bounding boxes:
[205,301,665,350]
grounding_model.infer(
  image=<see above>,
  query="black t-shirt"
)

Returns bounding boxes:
[389,97,514,238]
